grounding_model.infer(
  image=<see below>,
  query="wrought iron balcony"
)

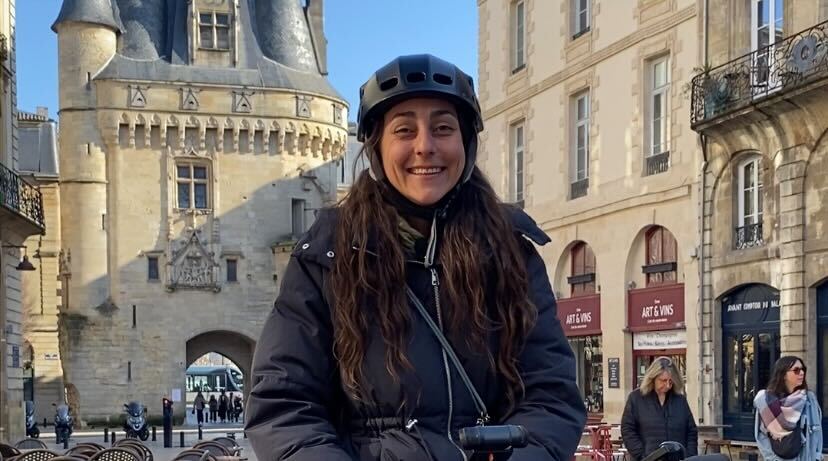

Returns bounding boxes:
[0,162,45,232]
[691,20,828,128]
[570,178,589,200]
[734,223,763,250]
[645,151,670,176]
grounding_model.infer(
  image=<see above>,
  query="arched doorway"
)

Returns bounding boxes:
[185,331,255,427]
[816,282,828,449]
[720,283,781,440]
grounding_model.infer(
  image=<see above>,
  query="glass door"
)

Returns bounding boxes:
[723,330,780,440]
[750,0,784,94]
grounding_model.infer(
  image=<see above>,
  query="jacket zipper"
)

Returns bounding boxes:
[431,267,468,461]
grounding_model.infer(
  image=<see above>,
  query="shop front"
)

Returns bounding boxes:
[816,282,828,449]
[627,283,686,388]
[557,293,603,416]
[719,283,780,441]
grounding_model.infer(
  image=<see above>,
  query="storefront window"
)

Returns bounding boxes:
[569,335,603,413]
[634,353,686,388]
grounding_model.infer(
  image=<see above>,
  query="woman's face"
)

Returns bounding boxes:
[379,97,465,206]
[655,371,673,395]
[785,360,806,391]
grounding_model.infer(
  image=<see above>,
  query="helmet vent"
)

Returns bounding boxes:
[406,72,427,83]
[434,73,453,85]
[380,77,399,91]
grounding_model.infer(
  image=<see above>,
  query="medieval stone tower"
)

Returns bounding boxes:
[50,0,347,424]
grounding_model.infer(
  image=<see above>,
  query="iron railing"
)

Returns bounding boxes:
[691,20,828,127]
[0,162,45,230]
[570,178,589,200]
[735,223,763,250]
[645,151,670,176]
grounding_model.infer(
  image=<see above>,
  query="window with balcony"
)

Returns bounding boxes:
[569,242,596,296]
[644,226,677,286]
[736,157,764,249]
[571,91,590,199]
[645,55,671,175]
[572,0,591,38]
[511,1,526,72]
[199,11,231,50]
[176,163,210,210]
[511,121,525,206]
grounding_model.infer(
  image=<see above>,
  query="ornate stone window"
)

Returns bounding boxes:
[572,0,591,38]
[511,0,526,73]
[176,162,211,210]
[199,11,231,50]
[510,121,525,206]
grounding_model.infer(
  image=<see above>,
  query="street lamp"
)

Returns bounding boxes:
[1,244,36,271]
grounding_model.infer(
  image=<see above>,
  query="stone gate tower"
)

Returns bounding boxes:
[50,0,347,424]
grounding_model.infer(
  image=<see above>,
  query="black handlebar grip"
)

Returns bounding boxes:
[458,425,528,451]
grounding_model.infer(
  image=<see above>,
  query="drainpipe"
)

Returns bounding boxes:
[697,0,710,426]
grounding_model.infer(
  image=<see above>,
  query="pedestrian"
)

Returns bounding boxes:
[218,390,228,423]
[208,395,218,423]
[621,357,698,461]
[233,395,243,423]
[245,54,586,460]
[754,356,823,461]
[228,392,236,422]
[193,390,206,427]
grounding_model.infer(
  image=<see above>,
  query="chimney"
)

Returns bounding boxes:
[306,0,327,75]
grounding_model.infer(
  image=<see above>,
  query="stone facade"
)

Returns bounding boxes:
[478,0,702,425]
[46,0,347,425]
[693,0,828,442]
[0,0,45,442]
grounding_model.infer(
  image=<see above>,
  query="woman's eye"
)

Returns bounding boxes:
[435,124,455,133]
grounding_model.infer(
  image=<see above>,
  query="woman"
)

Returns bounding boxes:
[621,357,698,460]
[193,390,206,427]
[208,395,217,423]
[754,356,823,461]
[244,54,586,460]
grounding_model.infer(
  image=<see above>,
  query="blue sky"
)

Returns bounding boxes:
[17,1,479,121]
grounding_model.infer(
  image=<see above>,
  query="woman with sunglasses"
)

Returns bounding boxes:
[621,357,698,460]
[754,356,823,461]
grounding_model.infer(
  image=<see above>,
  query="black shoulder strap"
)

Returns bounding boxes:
[405,285,490,424]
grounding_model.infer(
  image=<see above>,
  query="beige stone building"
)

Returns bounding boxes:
[18,108,62,426]
[45,0,347,425]
[0,0,46,441]
[692,0,828,445]
[478,0,703,425]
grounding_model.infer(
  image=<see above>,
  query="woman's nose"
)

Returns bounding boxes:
[414,130,437,155]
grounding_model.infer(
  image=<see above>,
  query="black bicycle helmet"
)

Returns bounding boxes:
[356,54,484,184]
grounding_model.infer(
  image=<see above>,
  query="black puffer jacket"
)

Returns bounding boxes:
[620,390,699,461]
[244,207,587,460]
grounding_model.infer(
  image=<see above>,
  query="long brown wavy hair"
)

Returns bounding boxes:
[331,125,538,412]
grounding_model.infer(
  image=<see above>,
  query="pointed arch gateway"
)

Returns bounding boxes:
[185,330,256,424]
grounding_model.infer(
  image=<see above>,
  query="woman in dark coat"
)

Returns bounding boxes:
[244,54,587,460]
[621,357,699,460]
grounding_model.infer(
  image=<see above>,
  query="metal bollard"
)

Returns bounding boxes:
[104,427,109,443]
[151,426,156,442]
[179,431,185,448]
[111,431,117,445]
[63,437,69,450]
[198,425,202,440]
[243,431,247,439]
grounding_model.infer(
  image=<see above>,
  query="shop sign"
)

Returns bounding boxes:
[608,358,620,388]
[556,294,601,336]
[633,329,687,350]
[628,284,685,332]
[721,283,780,328]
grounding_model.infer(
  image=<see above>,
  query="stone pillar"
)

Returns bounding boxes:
[776,152,807,358]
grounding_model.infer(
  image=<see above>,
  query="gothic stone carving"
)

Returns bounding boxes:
[166,229,220,292]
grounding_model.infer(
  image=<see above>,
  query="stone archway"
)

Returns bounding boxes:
[185,331,256,409]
